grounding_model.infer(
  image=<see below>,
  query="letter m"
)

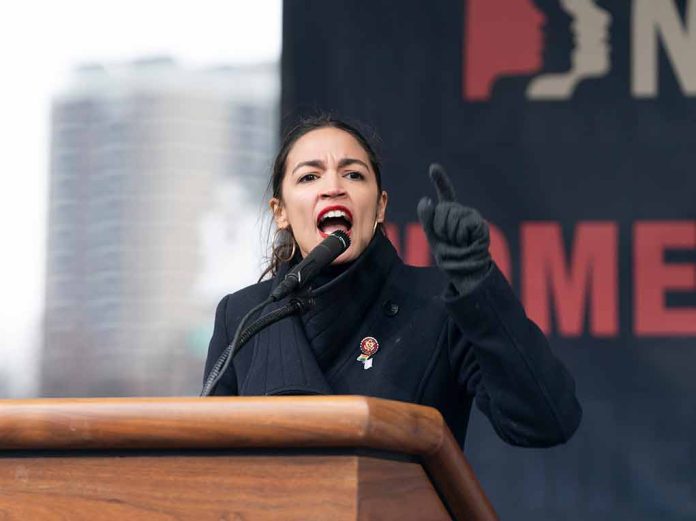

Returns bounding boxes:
[633,0,696,97]
[522,222,618,337]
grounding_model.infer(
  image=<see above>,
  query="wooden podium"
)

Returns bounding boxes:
[0,396,497,520]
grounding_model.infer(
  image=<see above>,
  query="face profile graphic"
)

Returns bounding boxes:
[462,0,611,101]
[463,0,545,101]
[527,0,611,99]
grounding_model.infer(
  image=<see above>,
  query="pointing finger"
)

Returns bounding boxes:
[417,196,436,233]
[429,163,457,202]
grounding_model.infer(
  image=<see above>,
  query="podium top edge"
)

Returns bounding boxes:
[0,395,444,455]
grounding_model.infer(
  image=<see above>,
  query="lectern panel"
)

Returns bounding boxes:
[0,453,450,521]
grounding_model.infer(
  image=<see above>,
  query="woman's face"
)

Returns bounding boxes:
[270,127,388,263]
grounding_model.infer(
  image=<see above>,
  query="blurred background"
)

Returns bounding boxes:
[2,0,695,519]
[0,0,281,397]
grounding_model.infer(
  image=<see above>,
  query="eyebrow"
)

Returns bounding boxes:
[291,158,370,175]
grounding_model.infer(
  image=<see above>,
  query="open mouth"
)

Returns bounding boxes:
[317,205,353,238]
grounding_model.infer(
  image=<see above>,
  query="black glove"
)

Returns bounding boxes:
[417,164,492,296]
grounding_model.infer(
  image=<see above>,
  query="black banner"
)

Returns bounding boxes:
[282,1,696,518]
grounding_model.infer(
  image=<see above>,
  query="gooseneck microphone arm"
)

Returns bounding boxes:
[200,296,312,397]
[270,230,350,301]
[200,231,351,397]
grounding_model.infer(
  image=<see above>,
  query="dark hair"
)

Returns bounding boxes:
[260,114,384,280]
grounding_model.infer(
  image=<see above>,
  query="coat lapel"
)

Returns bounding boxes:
[237,270,334,396]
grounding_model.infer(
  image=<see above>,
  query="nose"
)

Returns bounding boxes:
[321,187,347,199]
[320,172,347,199]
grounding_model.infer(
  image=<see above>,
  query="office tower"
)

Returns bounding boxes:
[43,57,278,396]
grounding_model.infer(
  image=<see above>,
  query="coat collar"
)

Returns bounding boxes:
[237,232,399,396]
[302,233,399,370]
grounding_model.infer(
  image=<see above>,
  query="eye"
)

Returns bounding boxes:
[298,173,318,183]
[345,171,365,180]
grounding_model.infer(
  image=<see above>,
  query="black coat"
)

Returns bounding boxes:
[204,233,582,447]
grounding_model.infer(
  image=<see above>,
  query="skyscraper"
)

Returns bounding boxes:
[42,57,278,396]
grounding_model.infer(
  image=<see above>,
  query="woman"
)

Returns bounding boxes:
[204,116,581,447]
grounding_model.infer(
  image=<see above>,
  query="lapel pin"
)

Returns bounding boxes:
[357,336,379,369]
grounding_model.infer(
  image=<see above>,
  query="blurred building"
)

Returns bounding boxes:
[42,57,278,396]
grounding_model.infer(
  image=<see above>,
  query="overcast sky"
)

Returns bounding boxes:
[0,0,281,396]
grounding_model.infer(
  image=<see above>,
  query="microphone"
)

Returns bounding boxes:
[270,230,351,301]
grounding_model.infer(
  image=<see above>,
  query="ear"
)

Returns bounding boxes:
[269,197,289,229]
[376,190,388,223]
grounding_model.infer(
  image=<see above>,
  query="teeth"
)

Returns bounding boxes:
[320,210,350,222]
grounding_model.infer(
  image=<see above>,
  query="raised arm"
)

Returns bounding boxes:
[418,164,581,447]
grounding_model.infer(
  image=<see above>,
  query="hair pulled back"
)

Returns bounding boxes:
[261,114,383,280]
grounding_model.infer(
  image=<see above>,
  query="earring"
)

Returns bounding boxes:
[273,227,297,262]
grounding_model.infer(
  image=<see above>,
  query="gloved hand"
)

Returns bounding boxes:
[417,163,492,296]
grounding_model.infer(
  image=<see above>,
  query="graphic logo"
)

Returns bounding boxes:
[463,0,696,101]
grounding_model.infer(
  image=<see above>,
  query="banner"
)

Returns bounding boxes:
[282,1,696,519]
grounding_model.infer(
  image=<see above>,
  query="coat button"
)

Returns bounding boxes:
[383,300,399,317]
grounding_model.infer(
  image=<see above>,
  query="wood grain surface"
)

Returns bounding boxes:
[0,396,497,520]
[357,456,451,520]
[0,454,453,521]
[0,454,354,520]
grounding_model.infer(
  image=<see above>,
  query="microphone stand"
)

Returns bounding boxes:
[200,295,314,397]
[201,231,348,397]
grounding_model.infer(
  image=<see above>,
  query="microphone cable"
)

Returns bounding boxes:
[200,296,313,397]
[201,231,349,396]
[200,297,270,397]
